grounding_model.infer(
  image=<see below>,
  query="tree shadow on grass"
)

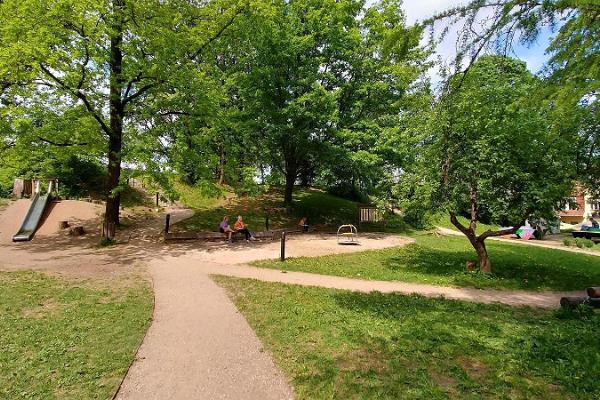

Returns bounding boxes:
[383,240,600,291]
[329,290,598,398]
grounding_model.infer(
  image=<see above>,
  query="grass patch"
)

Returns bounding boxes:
[254,233,600,291]
[0,271,153,399]
[172,180,227,209]
[216,276,600,400]
[175,188,363,233]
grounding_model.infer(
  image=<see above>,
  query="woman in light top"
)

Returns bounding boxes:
[219,216,235,241]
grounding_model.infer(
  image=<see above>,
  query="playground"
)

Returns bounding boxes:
[1,187,599,399]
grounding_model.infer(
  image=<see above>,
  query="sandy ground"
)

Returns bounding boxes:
[0,202,585,399]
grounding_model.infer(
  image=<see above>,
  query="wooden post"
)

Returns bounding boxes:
[265,214,270,231]
[280,231,286,262]
[165,214,171,235]
[156,192,159,206]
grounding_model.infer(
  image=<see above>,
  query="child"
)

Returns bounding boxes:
[298,217,309,233]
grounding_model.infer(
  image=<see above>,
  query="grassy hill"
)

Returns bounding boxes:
[173,187,387,233]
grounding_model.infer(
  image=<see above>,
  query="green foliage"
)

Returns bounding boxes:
[574,237,594,249]
[51,156,106,198]
[97,237,117,247]
[563,238,576,247]
[218,277,600,399]
[255,233,600,291]
[171,180,227,209]
[0,271,152,399]
[176,188,361,233]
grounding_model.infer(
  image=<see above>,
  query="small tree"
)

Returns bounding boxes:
[408,56,575,273]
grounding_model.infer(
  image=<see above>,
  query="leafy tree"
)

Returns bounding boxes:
[0,0,243,237]
[403,56,575,273]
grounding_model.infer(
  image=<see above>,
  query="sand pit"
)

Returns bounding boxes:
[0,199,31,243]
[0,199,102,244]
[36,200,102,237]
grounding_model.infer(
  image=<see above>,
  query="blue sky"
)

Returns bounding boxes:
[402,0,554,75]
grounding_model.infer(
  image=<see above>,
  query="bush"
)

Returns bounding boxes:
[563,238,575,246]
[574,238,594,248]
[53,155,106,198]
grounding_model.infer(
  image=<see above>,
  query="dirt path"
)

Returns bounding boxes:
[115,263,293,400]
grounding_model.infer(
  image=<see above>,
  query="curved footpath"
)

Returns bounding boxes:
[115,232,577,400]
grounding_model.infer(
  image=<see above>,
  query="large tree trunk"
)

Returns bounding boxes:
[284,172,295,204]
[449,211,494,274]
[472,238,492,274]
[103,0,124,239]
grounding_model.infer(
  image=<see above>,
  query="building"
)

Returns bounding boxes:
[559,186,600,224]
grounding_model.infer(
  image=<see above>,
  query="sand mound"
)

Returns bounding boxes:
[0,200,31,243]
[36,200,102,237]
[0,199,103,243]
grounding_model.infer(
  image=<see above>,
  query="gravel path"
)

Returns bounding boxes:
[115,262,293,400]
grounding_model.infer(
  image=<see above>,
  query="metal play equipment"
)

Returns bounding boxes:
[337,224,359,245]
[12,179,58,242]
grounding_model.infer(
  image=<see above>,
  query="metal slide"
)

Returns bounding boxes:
[12,193,52,242]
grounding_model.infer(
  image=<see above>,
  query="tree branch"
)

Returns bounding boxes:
[39,63,111,136]
[189,8,244,62]
[37,136,89,147]
[479,227,515,241]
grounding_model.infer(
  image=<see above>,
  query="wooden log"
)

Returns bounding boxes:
[586,287,600,298]
[560,296,600,309]
[69,226,85,236]
[560,297,588,309]
[58,220,70,230]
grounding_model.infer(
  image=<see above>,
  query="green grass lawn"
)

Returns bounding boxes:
[254,233,600,291]
[175,187,364,233]
[0,271,153,399]
[216,276,600,400]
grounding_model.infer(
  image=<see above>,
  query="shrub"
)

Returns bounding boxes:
[563,238,575,246]
[574,238,594,248]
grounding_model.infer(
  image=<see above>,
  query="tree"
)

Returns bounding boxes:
[427,0,599,98]
[407,56,575,273]
[0,0,244,238]
[234,0,429,204]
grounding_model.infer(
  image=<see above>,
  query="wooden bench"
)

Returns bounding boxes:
[164,230,279,241]
[571,230,600,241]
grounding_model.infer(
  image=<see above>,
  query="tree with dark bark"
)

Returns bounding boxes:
[400,56,575,273]
[0,0,244,238]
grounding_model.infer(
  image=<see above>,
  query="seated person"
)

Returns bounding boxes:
[219,216,235,241]
[234,215,255,241]
[582,216,599,231]
[298,217,309,233]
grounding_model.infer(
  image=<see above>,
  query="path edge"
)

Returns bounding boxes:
[111,272,157,400]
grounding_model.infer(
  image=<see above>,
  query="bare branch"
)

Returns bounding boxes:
[37,136,89,147]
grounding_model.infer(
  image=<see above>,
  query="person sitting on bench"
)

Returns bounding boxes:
[219,216,235,242]
[234,215,255,241]
[298,217,309,233]
[582,216,599,231]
